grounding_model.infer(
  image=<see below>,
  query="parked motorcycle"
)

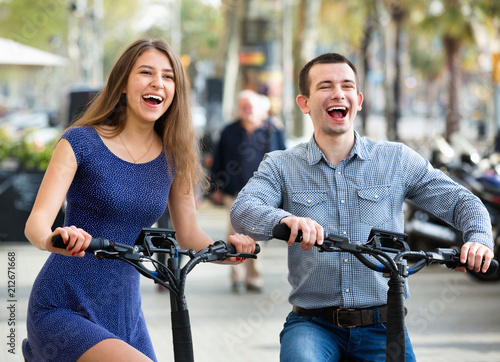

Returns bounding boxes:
[404,200,462,252]
[404,135,500,282]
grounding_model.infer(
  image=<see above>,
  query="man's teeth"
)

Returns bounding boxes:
[143,95,163,102]
[327,106,346,112]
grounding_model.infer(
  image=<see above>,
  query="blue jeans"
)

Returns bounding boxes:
[279,311,416,362]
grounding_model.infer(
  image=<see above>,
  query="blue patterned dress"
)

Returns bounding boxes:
[23,126,174,361]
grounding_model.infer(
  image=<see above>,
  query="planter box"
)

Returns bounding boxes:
[0,169,64,242]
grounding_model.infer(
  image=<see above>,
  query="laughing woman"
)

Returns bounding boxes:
[22,38,255,362]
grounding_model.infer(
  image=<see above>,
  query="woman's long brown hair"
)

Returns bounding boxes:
[70,38,205,193]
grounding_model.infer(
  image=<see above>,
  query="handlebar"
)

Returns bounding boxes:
[52,229,260,300]
[273,223,497,362]
[51,229,259,362]
[52,233,260,261]
[272,223,498,277]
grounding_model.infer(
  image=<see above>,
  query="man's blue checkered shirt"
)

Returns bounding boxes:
[231,132,493,309]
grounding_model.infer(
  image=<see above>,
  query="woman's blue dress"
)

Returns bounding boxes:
[23,126,173,361]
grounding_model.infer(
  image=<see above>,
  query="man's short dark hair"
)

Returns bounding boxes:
[298,53,360,97]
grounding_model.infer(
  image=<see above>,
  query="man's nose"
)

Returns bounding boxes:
[330,85,344,99]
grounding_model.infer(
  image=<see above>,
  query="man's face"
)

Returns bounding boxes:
[296,62,363,137]
[238,96,257,123]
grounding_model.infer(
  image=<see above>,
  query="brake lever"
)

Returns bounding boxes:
[197,241,260,262]
[316,234,354,252]
[93,245,142,261]
[225,252,258,259]
[93,250,120,260]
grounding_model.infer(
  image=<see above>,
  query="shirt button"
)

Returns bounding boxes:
[252,227,255,231]
[342,231,347,235]
[307,199,311,204]
[345,288,350,293]
[337,171,341,175]
[340,200,345,204]
[344,258,348,263]
[374,195,379,199]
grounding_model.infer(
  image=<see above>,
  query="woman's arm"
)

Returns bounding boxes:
[168,177,255,259]
[24,138,91,256]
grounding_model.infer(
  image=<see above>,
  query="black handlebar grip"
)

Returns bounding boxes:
[226,243,261,255]
[51,234,68,249]
[272,223,303,242]
[481,258,499,276]
[51,234,111,252]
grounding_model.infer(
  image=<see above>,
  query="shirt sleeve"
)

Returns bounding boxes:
[230,151,292,240]
[402,145,494,249]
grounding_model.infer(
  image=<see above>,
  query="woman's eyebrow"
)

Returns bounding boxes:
[137,64,174,73]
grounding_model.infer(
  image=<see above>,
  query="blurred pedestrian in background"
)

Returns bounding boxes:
[211,89,286,293]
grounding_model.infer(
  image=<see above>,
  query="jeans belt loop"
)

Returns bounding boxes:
[372,306,379,325]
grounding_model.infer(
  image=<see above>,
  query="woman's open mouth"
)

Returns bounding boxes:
[142,94,164,105]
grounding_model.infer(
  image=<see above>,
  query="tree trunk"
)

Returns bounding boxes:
[359,0,381,135]
[219,0,247,122]
[292,0,322,138]
[386,1,404,141]
[443,34,461,141]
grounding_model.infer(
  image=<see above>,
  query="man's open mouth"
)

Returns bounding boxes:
[327,106,348,118]
[143,94,164,105]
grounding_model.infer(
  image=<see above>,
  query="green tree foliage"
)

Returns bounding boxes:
[180,0,222,60]
[0,0,68,51]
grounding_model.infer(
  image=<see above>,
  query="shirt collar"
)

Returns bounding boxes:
[351,131,371,161]
[307,131,371,166]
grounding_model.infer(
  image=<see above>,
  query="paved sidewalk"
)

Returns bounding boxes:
[1,200,499,361]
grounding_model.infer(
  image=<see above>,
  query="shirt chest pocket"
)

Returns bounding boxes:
[292,191,328,225]
[357,186,391,226]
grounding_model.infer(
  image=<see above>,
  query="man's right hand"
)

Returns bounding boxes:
[279,216,324,251]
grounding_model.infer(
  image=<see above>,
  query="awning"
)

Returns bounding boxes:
[0,37,69,67]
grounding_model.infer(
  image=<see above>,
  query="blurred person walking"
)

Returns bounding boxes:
[211,90,286,293]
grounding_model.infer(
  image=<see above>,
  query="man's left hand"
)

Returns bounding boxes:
[456,241,494,274]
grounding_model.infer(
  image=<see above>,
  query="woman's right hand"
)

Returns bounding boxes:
[44,226,92,257]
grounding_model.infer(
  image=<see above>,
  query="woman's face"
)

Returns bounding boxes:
[123,48,176,125]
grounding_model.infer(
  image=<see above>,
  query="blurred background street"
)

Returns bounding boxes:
[1,0,500,361]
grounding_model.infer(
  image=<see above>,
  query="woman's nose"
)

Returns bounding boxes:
[150,75,164,89]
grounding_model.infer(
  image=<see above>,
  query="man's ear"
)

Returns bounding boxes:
[357,92,364,111]
[296,94,310,114]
